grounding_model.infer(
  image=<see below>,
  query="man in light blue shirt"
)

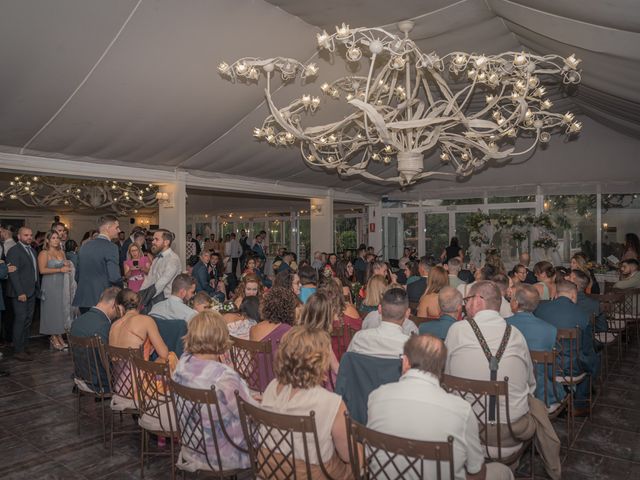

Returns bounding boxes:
[150,274,197,323]
[419,286,461,340]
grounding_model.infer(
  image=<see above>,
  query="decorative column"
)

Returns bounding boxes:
[310,193,334,254]
[158,172,187,268]
[367,201,383,254]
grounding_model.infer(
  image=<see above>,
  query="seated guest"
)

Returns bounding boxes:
[571,269,607,332]
[70,286,121,344]
[192,250,221,299]
[406,256,430,303]
[149,274,197,323]
[446,257,465,289]
[518,252,537,285]
[348,288,410,358]
[404,261,421,286]
[274,270,302,299]
[613,259,640,289]
[192,291,212,313]
[359,274,387,314]
[261,327,352,478]
[173,311,253,471]
[109,289,172,365]
[298,265,317,304]
[319,278,362,359]
[224,296,259,340]
[418,286,462,340]
[492,274,514,318]
[535,280,599,416]
[362,283,418,336]
[457,264,496,297]
[511,264,528,286]
[446,281,561,480]
[368,335,513,480]
[417,265,448,318]
[335,260,355,302]
[250,286,297,344]
[570,253,599,294]
[298,290,340,378]
[507,285,566,409]
[232,273,263,309]
[533,261,556,300]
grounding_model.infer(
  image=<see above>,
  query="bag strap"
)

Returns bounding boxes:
[466,317,512,422]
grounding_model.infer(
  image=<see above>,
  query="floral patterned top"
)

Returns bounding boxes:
[173,354,253,470]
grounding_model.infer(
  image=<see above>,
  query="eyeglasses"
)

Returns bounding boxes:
[463,294,485,305]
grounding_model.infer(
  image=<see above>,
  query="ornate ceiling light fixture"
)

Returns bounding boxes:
[0,175,159,214]
[220,21,582,187]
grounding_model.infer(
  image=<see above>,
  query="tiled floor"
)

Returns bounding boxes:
[1,337,639,479]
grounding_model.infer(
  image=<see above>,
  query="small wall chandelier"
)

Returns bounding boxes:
[0,175,159,214]
[220,21,582,187]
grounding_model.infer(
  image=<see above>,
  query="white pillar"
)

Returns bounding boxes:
[158,172,187,268]
[367,201,383,253]
[596,192,603,263]
[310,194,334,254]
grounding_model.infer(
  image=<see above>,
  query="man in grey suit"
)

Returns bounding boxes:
[73,215,123,314]
[6,227,39,361]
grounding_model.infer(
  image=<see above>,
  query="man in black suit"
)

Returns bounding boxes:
[73,215,123,314]
[519,252,537,285]
[407,256,430,304]
[6,227,40,361]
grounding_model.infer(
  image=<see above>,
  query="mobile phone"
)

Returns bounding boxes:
[133,260,139,267]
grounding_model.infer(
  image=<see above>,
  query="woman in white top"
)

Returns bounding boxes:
[261,326,353,479]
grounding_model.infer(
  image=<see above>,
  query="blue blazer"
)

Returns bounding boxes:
[507,312,566,405]
[576,292,606,332]
[419,314,456,340]
[73,237,123,308]
[406,277,427,304]
[192,261,215,296]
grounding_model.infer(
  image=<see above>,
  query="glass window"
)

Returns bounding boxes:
[487,208,535,265]
[425,213,449,259]
[441,198,484,206]
[454,212,475,259]
[401,213,418,257]
[383,215,401,260]
[298,218,310,261]
[601,193,640,261]
[545,195,597,263]
[335,217,358,254]
[219,221,234,238]
[488,195,536,204]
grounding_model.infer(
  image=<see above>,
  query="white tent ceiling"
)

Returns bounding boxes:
[0,0,638,199]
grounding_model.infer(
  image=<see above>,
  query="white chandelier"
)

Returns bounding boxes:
[219,21,582,187]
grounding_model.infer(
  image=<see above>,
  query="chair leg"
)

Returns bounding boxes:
[101,397,107,447]
[76,390,81,434]
[110,410,115,456]
[140,429,146,479]
[170,434,176,480]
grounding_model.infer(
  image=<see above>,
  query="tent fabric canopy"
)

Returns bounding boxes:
[0,0,638,198]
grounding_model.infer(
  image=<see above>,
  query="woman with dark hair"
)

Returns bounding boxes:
[440,237,464,263]
[318,278,361,360]
[533,261,556,300]
[570,252,599,294]
[223,296,260,340]
[622,233,640,261]
[335,260,355,301]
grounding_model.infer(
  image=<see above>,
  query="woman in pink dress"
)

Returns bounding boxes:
[123,243,151,292]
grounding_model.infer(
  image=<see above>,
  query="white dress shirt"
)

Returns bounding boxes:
[368,369,486,480]
[457,280,475,297]
[347,321,409,358]
[362,310,417,336]
[3,238,16,254]
[500,297,513,318]
[149,295,197,323]
[445,310,535,422]
[140,248,182,299]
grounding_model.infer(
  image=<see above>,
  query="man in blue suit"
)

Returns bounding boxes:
[73,215,123,313]
[535,280,599,415]
[571,269,607,332]
[508,284,566,407]
[192,250,224,302]
[419,286,461,340]
[251,233,267,272]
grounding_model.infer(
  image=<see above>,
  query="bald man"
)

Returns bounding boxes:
[418,286,462,340]
[368,334,513,480]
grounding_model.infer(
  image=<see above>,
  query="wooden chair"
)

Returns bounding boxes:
[529,349,572,445]
[68,335,111,446]
[345,414,455,480]
[409,314,438,328]
[408,301,419,315]
[168,379,250,479]
[130,357,176,479]
[614,287,640,345]
[555,328,592,418]
[102,344,143,456]
[229,336,274,393]
[441,374,533,477]
[235,393,337,480]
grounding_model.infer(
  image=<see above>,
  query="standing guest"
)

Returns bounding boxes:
[0,252,17,370]
[140,229,182,303]
[228,232,242,275]
[195,234,204,253]
[32,231,46,252]
[172,310,253,471]
[613,259,640,289]
[186,231,201,256]
[261,327,352,478]
[149,274,198,323]
[348,287,410,358]
[123,242,150,292]
[116,231,126,249]
[73,215,122,314]
[65,239,79,270]
[507,284,566,408]
[533,261,557,300]
[119,226,144,267]
[571,269,607,332]
[1,225,17,254]
[519,252,538,285]
[406,256,430,303]
[192,250,220,300]
[446,258,465,289]
[298,265,317,304]
[417,265,448,318]
[251,234,267,272]
[367,334,514,480]
[203,233,217,253]
[492,273,514,318]
[38,231,75,350]
[277,252,293,274]
[621,233,639,261]
[50,222,66,251]
[239,229,251,270]
[6,227,40,361]
[419,286,462,340]
[353,247,368,284]
[319,278,362,359]
[440,236,464,264]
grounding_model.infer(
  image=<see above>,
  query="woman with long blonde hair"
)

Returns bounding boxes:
[417,265,449,318]
[360,274,388,314]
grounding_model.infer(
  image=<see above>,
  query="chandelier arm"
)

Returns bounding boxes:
[363,53,379,144]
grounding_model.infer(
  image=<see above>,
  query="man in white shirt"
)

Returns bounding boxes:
[227,232,242,275]
[348,287,409,358]
[361,284,418,335]
[446,281,561,480]
[150,274,197,322]
[368,334,513,480]
[140,229,182,300]
[446,257,466,290]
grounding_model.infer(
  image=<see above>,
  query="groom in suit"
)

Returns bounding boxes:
[6,227,39,361]
[73,215,123,314]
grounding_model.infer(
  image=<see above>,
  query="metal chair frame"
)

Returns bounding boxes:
[555,327,592,418]
[229,336,274,393]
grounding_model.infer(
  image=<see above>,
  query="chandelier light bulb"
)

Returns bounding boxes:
[513,53,527,66]
[562,112,575,124]
[317,30,330,48]
[335,23,350,39]
[564,54,581,70]
[347,46,362,62]
[304,63,319,76]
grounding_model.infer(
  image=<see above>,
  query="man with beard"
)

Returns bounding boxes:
[140,229,182,303]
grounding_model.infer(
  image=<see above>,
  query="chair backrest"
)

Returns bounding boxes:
[529,349,562,408]
[441,374,514,461]
[102,344,143,404]
[130,356,174,433]
[346,415,455,480]
[152,317,188,358]
[408,302,419,315]
[597,292,627,318]
[235,393,335,480]
[229,336,273,393]
[168,378,247,474]
[68,335,108,394]
[556,327,580,378]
